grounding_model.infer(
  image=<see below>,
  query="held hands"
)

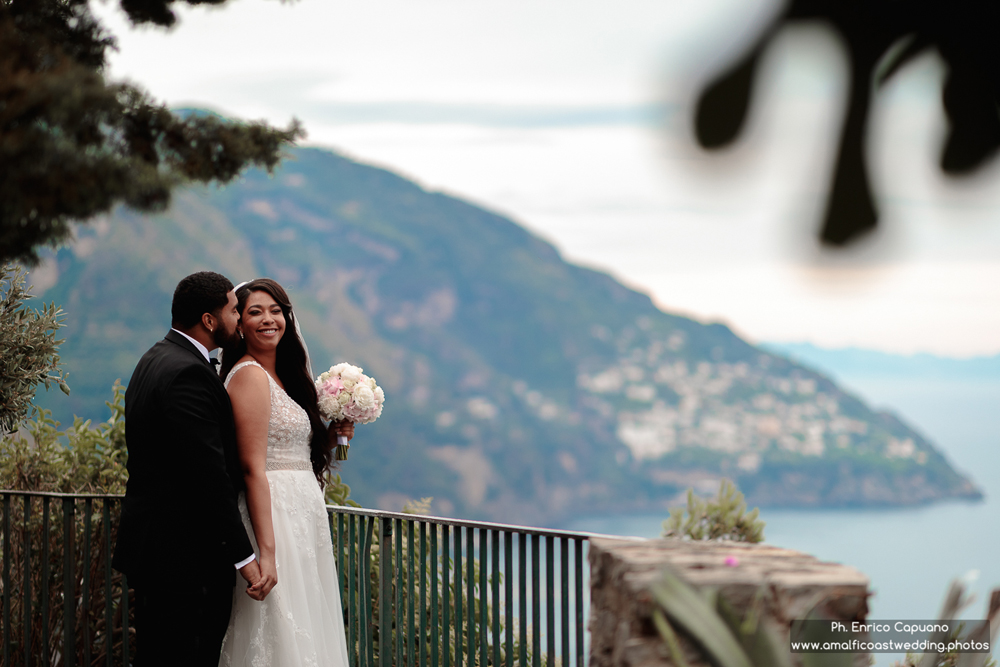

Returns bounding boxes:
[238,560,263,599]
[247,556,277,601]
[238,558,277,601]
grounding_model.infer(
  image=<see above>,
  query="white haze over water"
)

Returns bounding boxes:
[94,0,1000,357]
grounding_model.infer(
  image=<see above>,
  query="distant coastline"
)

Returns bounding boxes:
[762,342,1000,382]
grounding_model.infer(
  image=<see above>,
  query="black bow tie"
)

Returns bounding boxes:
[209,357,220,367]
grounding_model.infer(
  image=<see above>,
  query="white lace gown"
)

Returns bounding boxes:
[219,361,350,667]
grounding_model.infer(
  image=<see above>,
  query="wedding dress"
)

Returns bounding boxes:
[219,360,350,667]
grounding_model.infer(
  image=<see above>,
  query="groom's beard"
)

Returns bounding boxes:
[213,325,240,350]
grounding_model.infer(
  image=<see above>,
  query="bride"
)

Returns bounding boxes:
[217,278,351,666]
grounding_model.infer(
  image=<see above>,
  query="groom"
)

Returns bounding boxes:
[113,272,264,666]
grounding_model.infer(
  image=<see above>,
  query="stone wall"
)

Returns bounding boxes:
[589,537,871,667]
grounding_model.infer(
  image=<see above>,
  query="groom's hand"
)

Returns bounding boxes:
[239,560,265,601]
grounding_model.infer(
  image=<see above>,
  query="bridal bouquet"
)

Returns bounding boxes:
[315,363,385,460]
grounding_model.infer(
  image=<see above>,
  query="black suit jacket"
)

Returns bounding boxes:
[112,330,254,586]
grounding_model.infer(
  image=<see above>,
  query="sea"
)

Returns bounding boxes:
[564,367,1000,666]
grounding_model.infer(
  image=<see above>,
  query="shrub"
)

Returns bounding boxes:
[0,382,130,665]
[0,263,69,433]
[662,479,765,543]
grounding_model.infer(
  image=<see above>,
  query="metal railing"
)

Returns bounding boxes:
[328,506,594,667]
[0,491,130,667]
[0,491,602,666]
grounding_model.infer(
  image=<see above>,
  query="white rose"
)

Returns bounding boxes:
[374,386,385,406]
[341,365,363,384]
[337,392,352,406]
[353,385,376,411]
[318,395,341,421]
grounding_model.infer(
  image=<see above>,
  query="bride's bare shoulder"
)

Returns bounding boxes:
[226,358,270,394]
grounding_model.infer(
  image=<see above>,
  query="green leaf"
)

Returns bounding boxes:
[651,568,753,667]
[652,609,693,667]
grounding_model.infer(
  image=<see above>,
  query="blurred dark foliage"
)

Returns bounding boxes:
[695,0,1000,246]
[0,0,303,266]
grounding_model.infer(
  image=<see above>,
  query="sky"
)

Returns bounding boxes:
[92,0,1000,357]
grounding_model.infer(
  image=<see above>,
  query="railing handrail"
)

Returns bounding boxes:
[325,504,645,542]
[0,489,123,499]
[0,489,646,541]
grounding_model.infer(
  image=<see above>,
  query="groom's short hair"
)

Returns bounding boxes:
[171,272,234,330]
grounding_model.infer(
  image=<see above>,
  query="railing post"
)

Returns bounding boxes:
[104,501,113,667]
[360,517,367,667]
[407,520,415,667]
[575,538,584,667]
[83,499,92,667]
[561,536,570,665]
[3,493,11,667]
[505,532,514,667]
[478,527,487,667]
[531,534,540,667]
[546,535,555,665]
[519,533,527,667]
[41,498,50,666]
[465,526,474,667]
[362,517,375,667]
[378,517,392,667]
[454,526,462,667]
[441,526,450,667]
[62,497,75,667]
[394,518,402,667]
[337,513,345,599]
[348,513,357,667]
[24,494,32,667]
[419,521,427,667]
[491,530,500,667]
[430,524,439,667]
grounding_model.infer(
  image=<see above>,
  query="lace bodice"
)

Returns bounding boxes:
[225,360,313,469]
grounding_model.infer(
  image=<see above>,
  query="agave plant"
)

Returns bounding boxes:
[651,569,999,667]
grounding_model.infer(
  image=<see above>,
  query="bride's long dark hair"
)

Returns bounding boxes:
[219,278,334,485]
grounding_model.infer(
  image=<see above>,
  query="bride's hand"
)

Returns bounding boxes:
[247,557,278,601]
[330,420,355,441]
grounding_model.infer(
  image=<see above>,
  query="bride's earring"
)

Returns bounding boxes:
[239,330,244,339]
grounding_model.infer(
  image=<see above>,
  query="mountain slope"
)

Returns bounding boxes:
[30,146,982,523]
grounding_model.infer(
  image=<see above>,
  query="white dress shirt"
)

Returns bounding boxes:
[171,328,212,363]
[171,329,256,571]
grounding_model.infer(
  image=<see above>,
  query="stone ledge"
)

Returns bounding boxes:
[589,537,871,667]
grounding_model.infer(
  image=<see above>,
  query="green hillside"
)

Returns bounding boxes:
[30,145,982,524]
